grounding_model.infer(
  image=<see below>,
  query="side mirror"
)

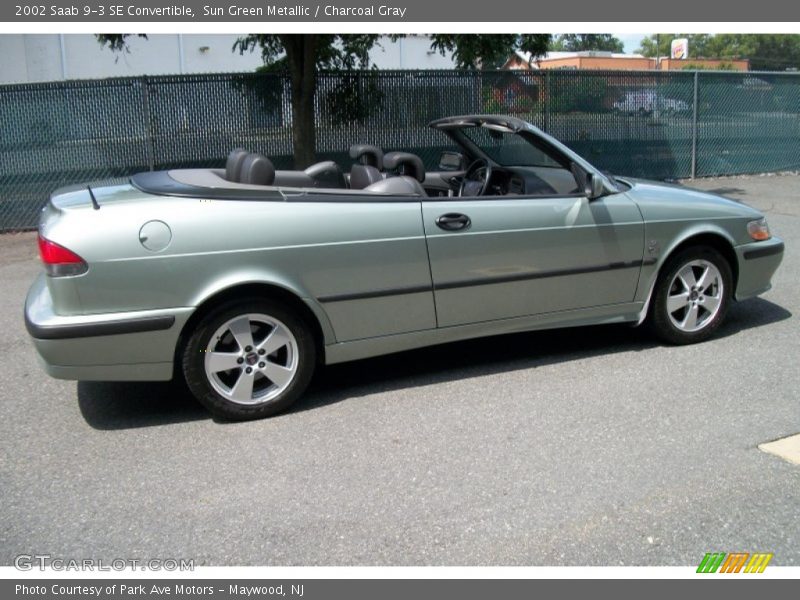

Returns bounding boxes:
[585,172,606,200]
[439,151,466,172]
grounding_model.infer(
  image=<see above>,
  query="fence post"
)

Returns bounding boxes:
[141,77,155,171]
[691,71,699,179]
[543,70,550,133]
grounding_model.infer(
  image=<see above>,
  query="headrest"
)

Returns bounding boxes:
[225,148,249,182]
[349,144,384,170]
[240,153,276,186]
[383,152,426,183]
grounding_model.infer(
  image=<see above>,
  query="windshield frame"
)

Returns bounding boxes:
[429,115,620,194]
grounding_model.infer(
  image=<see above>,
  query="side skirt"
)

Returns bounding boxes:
[324,302,643,365]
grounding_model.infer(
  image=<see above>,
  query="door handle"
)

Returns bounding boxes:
[436,213,471,231]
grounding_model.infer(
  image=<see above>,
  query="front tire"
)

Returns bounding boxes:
[182,299,316,420]
[649,246,733,345]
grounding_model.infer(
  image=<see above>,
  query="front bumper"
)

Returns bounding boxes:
[25,273,193,381]
[734,237,785,301]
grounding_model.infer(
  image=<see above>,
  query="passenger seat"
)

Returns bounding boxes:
[349,144,384,189]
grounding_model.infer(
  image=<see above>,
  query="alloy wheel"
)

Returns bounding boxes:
[203,313,299,405]
[666,259,724,333]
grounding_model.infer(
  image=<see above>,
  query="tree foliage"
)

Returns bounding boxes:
[637,34,800,70]
[550,34,624,53]
[96,33,148,52]
[429,34,550,69]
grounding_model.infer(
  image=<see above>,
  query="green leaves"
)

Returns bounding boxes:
[637,34,800,70]
[429,34,550,70]
[550,34,625,53]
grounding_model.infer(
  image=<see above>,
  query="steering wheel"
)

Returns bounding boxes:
[458,158,493,197]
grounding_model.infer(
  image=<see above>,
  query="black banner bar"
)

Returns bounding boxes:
[3,0,800,22]
[3,579,800,600]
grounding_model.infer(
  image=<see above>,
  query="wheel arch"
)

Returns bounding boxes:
[636,228,739,325]
[173,280,335,376]
[661,230,739,290]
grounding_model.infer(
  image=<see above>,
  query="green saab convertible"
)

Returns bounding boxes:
[25,115,784,420]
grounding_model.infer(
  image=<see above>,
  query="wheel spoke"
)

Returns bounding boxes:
[677,265,697,290]
[696,265,715,290]
[229,370,255,402]
[207,351,241,373]
[681,303,699,330]
[667,292,690,314]
[228,316,255,351]
[703,293,721,314]
[263,362,293,388]
[258,326,291,356]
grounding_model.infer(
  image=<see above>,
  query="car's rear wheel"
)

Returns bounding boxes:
[649,246,732,345]
[182,299,315,420]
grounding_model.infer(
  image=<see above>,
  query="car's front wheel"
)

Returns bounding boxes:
[182,299,315,420]
[649,246,733,345]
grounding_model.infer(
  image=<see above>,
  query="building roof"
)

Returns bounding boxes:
[513,49,647,68]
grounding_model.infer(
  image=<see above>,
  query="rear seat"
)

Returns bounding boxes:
[226,149,346,189]
[219,147,426,197]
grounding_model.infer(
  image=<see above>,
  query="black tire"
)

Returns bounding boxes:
[181,298,316,421]
[649,246,733,345]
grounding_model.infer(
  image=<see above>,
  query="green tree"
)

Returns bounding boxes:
[231,35,381,168]
[97,34,550,168]
[703,34,800,70]
[429,34,550,69]
[550,34,624,53]
[637,34,714,58]
[637,34,800,70]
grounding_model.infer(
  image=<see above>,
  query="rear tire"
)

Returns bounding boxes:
[649,246,732,345]
[182,299,315,421]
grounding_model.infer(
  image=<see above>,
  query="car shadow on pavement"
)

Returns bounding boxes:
[297,296,792,415]
[77,297,790,430]
[77,379,207,430]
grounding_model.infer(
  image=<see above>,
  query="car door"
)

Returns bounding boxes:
[422,192,644,328]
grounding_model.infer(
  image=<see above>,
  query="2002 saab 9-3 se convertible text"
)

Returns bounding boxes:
[25,115,785,420]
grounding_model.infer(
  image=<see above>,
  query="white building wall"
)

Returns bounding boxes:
[0,35,29,82]
[0,34,455,84]
[369,35,455,69]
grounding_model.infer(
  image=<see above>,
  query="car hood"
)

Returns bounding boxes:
[618,177,763,220]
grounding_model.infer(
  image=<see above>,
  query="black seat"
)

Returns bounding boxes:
[349,144,385,189]
[384,152,426,183]
[364,176,426,196]
[349,164,383,189]
[349,144,384,170]
[225,148,249,182]
[240,153,276,186]
[304,161,346,188]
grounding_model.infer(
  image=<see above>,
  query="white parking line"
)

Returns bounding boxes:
[759,434,800,466]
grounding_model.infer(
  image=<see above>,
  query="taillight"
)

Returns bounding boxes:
[37,234,88,277]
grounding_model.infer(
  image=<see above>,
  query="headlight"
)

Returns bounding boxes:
[747,218,771,241]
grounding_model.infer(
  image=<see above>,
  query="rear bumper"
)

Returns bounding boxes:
[25,273,192,381]
[734,237,784,301]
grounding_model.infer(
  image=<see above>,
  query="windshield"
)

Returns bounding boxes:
[460,127,562,168]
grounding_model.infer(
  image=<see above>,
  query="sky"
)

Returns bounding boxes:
[617,34,647,54]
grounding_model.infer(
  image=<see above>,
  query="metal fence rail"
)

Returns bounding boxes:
[2,69,800,230]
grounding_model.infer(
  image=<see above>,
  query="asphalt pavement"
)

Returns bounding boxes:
[1,174,798,566]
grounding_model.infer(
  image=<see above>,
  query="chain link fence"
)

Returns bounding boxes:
[2,69,800,230]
